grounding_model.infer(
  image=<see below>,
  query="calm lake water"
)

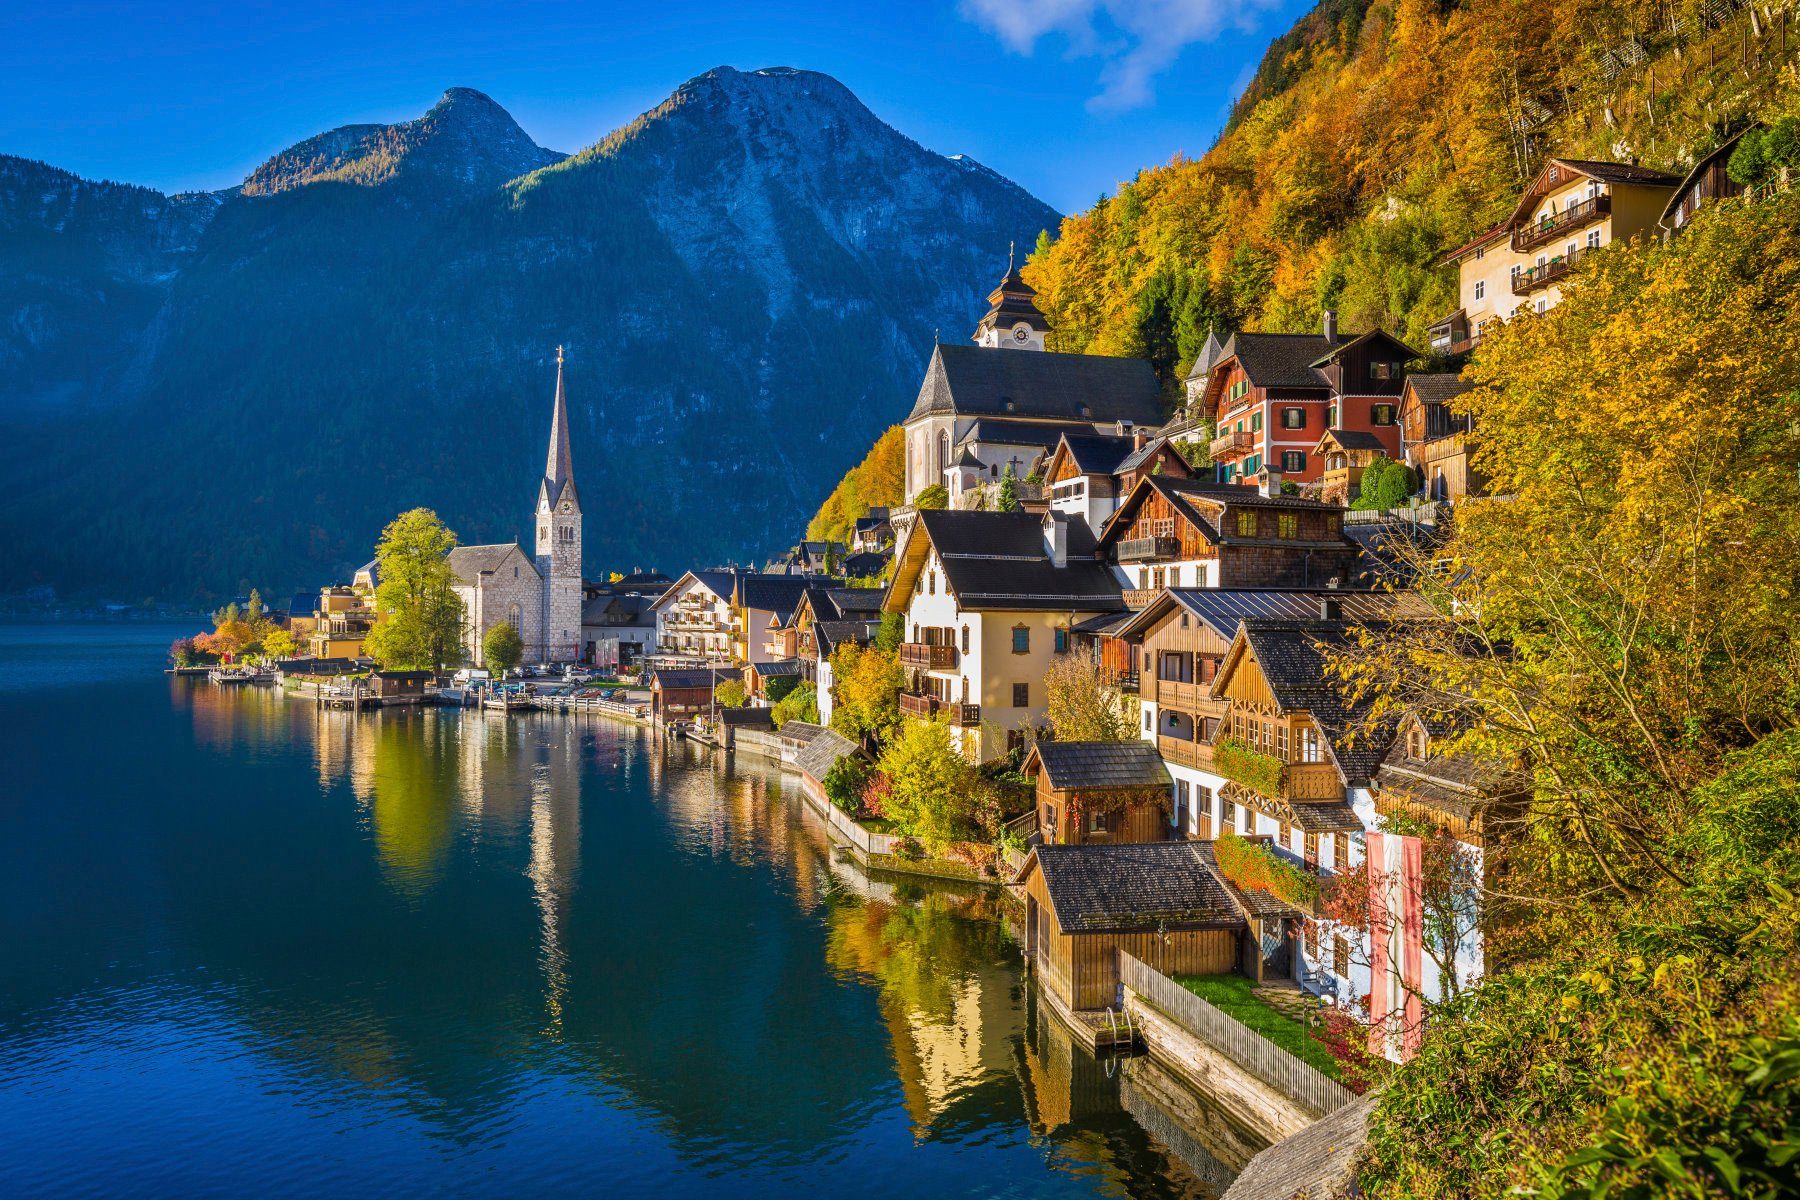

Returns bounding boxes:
[0,623,1250,1199]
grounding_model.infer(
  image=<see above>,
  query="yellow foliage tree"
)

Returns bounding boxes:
[807,425,906,546]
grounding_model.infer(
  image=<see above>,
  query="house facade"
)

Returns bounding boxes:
[1043,429,1191,538]
[1397,373,1482,503]
[1431,158,1681,351]
[651,570,738,662]
[1024,741,1173,847]
[883,508,1123,762]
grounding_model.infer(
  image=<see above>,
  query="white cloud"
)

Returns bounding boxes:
[960,0,1278,113]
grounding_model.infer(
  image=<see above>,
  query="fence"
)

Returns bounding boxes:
[1121,952,1356,1119]
[797,771,898,858]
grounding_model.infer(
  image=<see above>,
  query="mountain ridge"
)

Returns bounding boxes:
[0,68,1060,601]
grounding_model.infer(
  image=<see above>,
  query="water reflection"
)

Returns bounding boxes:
[1,647,1241,1200]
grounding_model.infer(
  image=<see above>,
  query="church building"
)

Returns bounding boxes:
[449,348,584,666]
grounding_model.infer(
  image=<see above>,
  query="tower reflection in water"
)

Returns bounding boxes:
[285,703,1237,1198]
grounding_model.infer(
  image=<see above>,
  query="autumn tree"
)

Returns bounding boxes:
[875,718,976,852]
[828,642,904,743]
[261,628,298,661]
[1043,654,1134,742]
[481,621,523,677]
[361,508,466,670]
[713,678,749,710]
[771,682,819,728]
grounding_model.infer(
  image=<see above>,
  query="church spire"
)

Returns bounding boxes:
[973,249,1048,350]
[543,345,578,509]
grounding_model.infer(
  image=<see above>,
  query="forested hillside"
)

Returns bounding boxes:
[1023,0,1800,383]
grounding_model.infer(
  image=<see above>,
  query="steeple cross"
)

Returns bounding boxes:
[556,344,565,366]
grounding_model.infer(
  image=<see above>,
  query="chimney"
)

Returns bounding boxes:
[1318,597,1343,620]
[1133,427,1149,451]
[1259,470,1283,498]
[1043,512,1068,569]
[1322,309,1338,343]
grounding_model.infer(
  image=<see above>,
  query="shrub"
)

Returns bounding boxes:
[913,483,948,511]
[770,681,818,728]
[1214,738,1287,795]
[763,673,801,704]
[1212,832,1320,909]
[823,753,872,813]
[1350,454,1417,510]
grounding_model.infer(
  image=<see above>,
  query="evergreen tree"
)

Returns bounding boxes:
[997,465,1022,512]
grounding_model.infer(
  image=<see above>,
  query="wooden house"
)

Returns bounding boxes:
[1023,741,1172,847]
[1661,127,1753,237]
[1312,429,1390,506]
[1042,428,1191,538]
[1097,476,1360,600]
[1115,590,1431,840]
[650,666,742,722]
[1206,619,1380,871]
[1397,373,1481,503]
[1017,841,1247,1013]
[368,669,432,704]
[744,658,803,704]
[1193,315,1416,489]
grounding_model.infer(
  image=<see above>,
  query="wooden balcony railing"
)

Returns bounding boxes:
[1157,734,1213,771]
[1121,587,1160,609]
[899,692,939,719]
[1211,430,1254,459]
[1151,677,1208,711]
[1512,193,1609,253]
[899,642,958,670]
[949,703,982,727]
[1513,248,1584,295]
[1117,535,1180,563]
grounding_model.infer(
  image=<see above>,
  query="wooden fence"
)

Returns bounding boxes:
[1121,952,1356,1119]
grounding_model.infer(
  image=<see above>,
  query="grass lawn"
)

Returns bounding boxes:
[1172,974,1349,1083]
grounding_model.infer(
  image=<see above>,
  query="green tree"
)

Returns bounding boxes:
[713,678,749,709]
[996,464,1022,512]
[1350,454,1417,510]
[876,719,976,852]
[362,508,466,669]
[771,682,819,728]
[482,621,523,677]
[914,483,949,511]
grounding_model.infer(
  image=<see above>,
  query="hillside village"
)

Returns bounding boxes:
[169,73,1800,1197]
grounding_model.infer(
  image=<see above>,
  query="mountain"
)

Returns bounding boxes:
[0,69,1059,601]
[1020,0,1782,376]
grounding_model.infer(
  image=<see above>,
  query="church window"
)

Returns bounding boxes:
[513,567,519,579]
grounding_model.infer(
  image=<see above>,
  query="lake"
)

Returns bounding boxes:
[0,623,1249,1198]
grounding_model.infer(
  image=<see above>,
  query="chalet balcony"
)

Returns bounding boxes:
[1511,193,1609,253]
[1150,677,1208,711]
[948,702,982,727]
[899,692,940,719]
[1121,587,1160,609]
[1217,740,1345,803]
[899,642,958,670]
[1157,733,1214,771]
[1210,430,1254,459]
[1116,535,1180,563]
[1513,248,1585,296]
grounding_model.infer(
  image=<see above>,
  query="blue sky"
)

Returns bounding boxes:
[0,0,1305,215]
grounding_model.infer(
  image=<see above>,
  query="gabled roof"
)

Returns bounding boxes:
[795,726,867,784]
[288,592,317,618]
[1307,328,1421,369]
[1097,476,1349,552]
[1213,619,1397,784]
[448,543,535,586]
[1051,432,1139,477]
[1184,328,1225,381]
[652,666,741,690]
[1439,220,1509,265]
[824,587,885,616]
[886,509,1122,613]
[813,618,881,657]
[1024,842,1244,934]
[1316,428,1389,454]
[907,344,1164,425]
[748,659,804,678]
[739,573,838,622]
[958,417,1099,451]
[842,551,891,579]
[1507,158,1681,228]
[1025,740,1172,790]
[1661,126,1756,226]
[1111,588,1436,642]
[1401,373,1477,408]
[1217,332,1340,391]
[650,569,739,613]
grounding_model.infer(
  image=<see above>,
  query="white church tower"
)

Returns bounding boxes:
[535,346,583,663]
[971,244,1048,351]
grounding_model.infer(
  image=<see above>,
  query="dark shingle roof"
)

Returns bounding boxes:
[916,509,1123,612]
[1222,1093,1378,1200]
[1030,740,1172,790]
[824,588,885,616]
[795,727,866,783]
[741,573,838,621]
[842,552,891,579]
[1058,433,1139,475]
[287,592,317,618]
[908,344,1164,425]
[1554,158,1681,186]
[958,418,1087,450]
[1236,620,1395,783]
[749,659,803,677]
[1405,373,1477,407]
[447,543,530,585]
[652,667,742,691]
[1033,843,1243,934]
[1114,588,1434,641]
[1323,428,1387,452]
[1218,332,1337,390]
[814,619,881,656]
